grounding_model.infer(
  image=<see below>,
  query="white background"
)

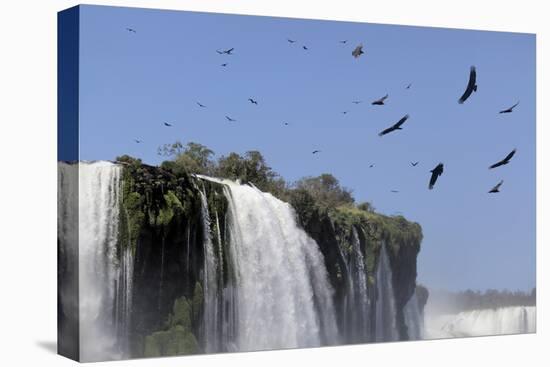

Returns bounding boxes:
[0,0,547,366]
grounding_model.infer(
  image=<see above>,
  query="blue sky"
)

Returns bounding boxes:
[78,5,536,292]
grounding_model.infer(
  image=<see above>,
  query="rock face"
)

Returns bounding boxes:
[59,160,423,359]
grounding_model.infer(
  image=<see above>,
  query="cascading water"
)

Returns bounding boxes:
[438,306,536,337]
[58,161,131,361]
[197,186,221,353]
[403,290,423,340]
[374,244,399,342]
[199,178,339,351]
[337,227,370,342]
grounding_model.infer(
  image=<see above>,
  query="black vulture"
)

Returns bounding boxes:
[458,66,477,104]
[391,190,399,193]
[287,39,296,43]
[488,180,504,193]
[378,114,410,136]
[134,139,142,143]
[163,122,173,127]
[352,100,362,104]
[340,40,348,44]
[196,102,207,108]
[303,45,309,50]
[369,164,374,168]
[429,163,444,190]
[352,44,364,58]
[499,101,520,114]
[225,116,237,122]
[411,161,419,167]
[248,98,258,105]
[221,63,228,67]
[217,48,234,55]
[406,83,412,89]
[342,111,349,115]
[126,28,137,33]
[489,149,516,169]
[372,94,389,105]
[312,150,321,154]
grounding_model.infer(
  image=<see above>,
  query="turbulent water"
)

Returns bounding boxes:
[59,164,423,360]
[58,162,131,361]
[337,227,370,342]
[427,306,536,338]
[403,290,423,340]
[218,180,339,351]
[374,244,399,341]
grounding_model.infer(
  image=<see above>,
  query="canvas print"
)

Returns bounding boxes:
[57,5,536,362]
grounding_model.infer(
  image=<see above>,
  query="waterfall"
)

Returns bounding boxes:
[198,178,339,351]
[337,227,370,342]
[374,244,399,341]
[58,161,130,361]
[403,290,423,340]
[438,306,536,337]
[198,186,220,353]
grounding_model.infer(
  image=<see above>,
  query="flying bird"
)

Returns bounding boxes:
[499,101,520,114]
[283,122,289,126]
[221,63,228,67]
[488,180,504,193]
[391,190,399,193]
[134,139,142,143]
[369,164,375,168]
[217,48,234,55]
[248,98,258,105]
[303,45,309,50]
[225,116,236,122]
[126,27,137,33]
[196,102,207,108]
[411,161,419,167]
[429,163,444,190]
[352,44,364,58]
[405,83,412,89]
[342,111,349,115]
[378,114,410,136]
[340,40,348,44]
[489,149,516,169]
[372,94,389,105]
[163,122,173,127]
[352,100,362,104]
[458,66,478,104]
[312,150,321,154]
[287,39,296,43]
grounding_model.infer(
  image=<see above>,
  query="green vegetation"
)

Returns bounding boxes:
[143,296,200,357]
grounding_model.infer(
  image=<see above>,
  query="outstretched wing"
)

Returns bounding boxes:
[378,126,394,136]
[428,171,438,190]
[503,149,516,162]
[458,66,477,104]
[380,94,389,102]
[393,114,409,129]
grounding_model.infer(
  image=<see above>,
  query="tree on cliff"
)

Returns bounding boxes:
[294,174,354,211]
[158,141,214,175]
[215,150,287,195]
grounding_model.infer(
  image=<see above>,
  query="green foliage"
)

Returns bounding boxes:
[294,174,354,212]
[192,282,204,323]
[159,141,214,175]
[143,296,199,357]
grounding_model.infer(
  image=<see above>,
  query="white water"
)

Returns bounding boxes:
[198,186,220,353]
[426,306,536,338]
[337,227,370,341]
[59,162,128,361]
[374,244,399,341]
[403,290,423,340]
[218,180,339,351]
